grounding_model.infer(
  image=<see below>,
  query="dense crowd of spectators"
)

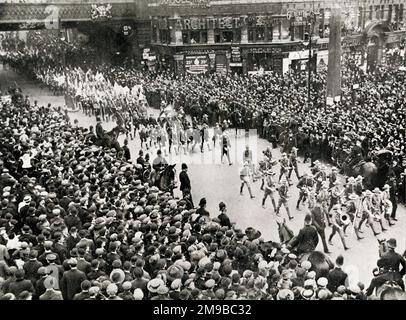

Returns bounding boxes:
[2,94,405,300]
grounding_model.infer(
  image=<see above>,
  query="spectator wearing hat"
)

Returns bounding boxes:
[131,267,149,296]
[288,214,318,255]
[217,202,232,228]
[65,227,80,254]
[196,198,209,219]
[61,258,86,300]
[327,255,348,293]
[179,163,193,207]
[39,276,63,300]
[8,269,35,297]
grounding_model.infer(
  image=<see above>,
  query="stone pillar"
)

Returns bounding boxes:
[326,6,342,100]
[376,44,384,65]
[273,20,281,41]
[241,15,248,44]
[280,18,290,41]
[156,27,161,44]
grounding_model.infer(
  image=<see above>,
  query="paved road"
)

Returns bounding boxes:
[1,66,405,287]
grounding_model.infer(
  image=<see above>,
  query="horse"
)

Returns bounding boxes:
[96,126,126,153]
[150,164,177,194]
[345,150,394,189]
[377,281,406,300]
[299,251,334,279]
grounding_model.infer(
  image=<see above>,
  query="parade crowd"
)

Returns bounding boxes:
[0,88,405,300]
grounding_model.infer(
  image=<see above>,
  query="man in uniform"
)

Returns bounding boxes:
[366,238,406,295]
[311,199,330,253]
[179,163,193,207]
[95,117,105,140]
[152,149,168,172]
[328,204,350,250]
[240,162,255,199]
[278,153,291,184]
[347,139,364,170]
[288,147,300,181]
[296,173,314,210]
[276,180,293,220]
[262,170,277,211]
[221,131,232,166]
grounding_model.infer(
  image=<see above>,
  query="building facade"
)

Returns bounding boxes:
[142,0,406,75]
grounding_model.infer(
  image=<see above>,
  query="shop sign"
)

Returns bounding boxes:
[174,54,184,61]
[286,9,320,20]
[185,55,209,74]
[385,33,406,44]
[166,15,281,31]
[231,46,241,63]
[156,0,210,6]
[247,47,282,54]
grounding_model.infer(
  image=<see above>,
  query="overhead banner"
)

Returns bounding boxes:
[185,55,209,74]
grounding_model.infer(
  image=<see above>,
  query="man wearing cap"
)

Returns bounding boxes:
[288,214,319,255]
[179,163,193,207]
[217,202,232,228]
[376,238,406,290]
[61,258,87,300]
[8,269,35,297]
[240,161,255,199]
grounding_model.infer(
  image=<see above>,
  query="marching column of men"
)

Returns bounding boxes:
[254,145,399,255]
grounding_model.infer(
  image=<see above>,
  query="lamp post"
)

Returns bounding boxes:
[303,11,317,103]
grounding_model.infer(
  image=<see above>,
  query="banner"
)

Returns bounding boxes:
[185,55,209,74]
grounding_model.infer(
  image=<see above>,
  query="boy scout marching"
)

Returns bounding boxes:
[239,143,400,254]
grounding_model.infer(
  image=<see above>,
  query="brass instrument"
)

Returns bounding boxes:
[336,211,351,226]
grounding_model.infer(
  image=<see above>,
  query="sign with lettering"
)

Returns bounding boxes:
[185,55,209,74]
[246,47,283,54]
[157,0,210,6]
[231,46,241,63]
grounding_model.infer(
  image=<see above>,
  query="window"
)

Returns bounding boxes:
[214,29,240,43]
[256,26,265,41]
[160,29,170,44]
[182,30,208,44]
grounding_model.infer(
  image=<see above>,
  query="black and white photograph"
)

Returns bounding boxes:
[0,0,406,307]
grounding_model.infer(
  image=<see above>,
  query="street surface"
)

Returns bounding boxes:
[1,65,405,286]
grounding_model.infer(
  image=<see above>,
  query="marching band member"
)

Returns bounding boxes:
[316,182,331,226]
[329,179,344,212]
[262,170,277,211]
[276,180,293,220]
[371,188,387,232]
[288,147,300,181]
[328,204,350,250]
[278,153,291,185]
[344,194,364,240]
[296,173,314,210]
[358,190,380,237]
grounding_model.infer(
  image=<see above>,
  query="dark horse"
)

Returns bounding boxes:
[299,251,334,279]
[150,164,177,194]
[345,149,394,189]
[96,126,126,153]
